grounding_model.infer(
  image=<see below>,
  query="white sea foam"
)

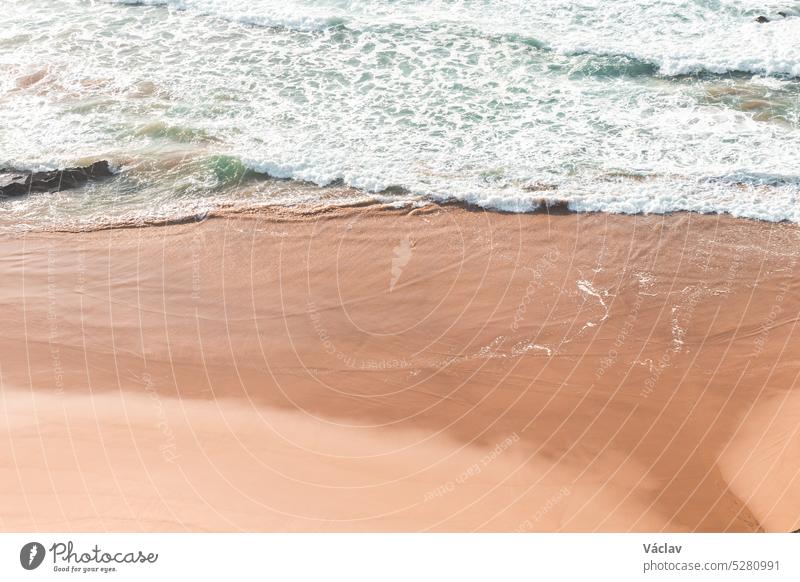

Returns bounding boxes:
[1,0,799,228]
[108,0,348,31]
[103,0,800,76]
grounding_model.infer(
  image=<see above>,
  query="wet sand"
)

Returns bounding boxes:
[0,204,799,532]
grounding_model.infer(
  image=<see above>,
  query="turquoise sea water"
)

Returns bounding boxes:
[1,0,799,229]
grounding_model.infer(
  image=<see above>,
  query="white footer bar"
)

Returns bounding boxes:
[2,533,797,581]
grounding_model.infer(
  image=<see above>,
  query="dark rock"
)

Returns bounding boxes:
[755,15,770,23]
[778,11,789,18]
[378,184,411,196]
[535,198,572,215]
[0,161,113,198]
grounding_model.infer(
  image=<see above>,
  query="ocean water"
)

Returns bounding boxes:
[1,0,800,229]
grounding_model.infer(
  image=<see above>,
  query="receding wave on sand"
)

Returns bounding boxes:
[2,165,800,235]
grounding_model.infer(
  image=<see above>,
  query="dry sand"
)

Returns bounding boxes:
[1,204,799,532]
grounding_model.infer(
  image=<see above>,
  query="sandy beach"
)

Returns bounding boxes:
[1,204,798,532]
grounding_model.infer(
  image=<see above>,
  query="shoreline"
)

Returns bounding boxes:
[2,198,797,236]
[1,204,799,531]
